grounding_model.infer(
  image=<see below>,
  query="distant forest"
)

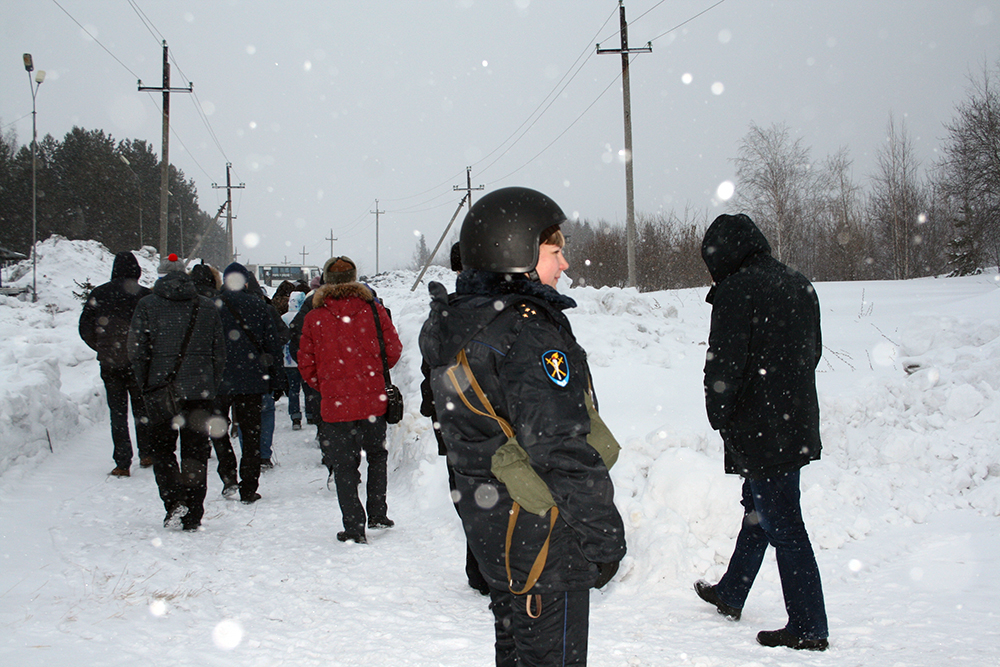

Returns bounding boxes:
[0,127,229,268]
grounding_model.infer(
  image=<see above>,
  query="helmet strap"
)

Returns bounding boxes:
[526,269,540,282]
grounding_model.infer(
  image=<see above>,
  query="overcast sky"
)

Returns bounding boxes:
[3,1,997,272]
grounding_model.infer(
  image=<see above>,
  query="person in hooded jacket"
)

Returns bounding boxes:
[419,187,626,667]
[79,251,152,476]
[694,213,829,651]
[128,254,225,531]
[212,262,284,504]
[297,256,402,544]
[281,290,313,429]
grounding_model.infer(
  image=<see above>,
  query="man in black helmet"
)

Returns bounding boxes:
[420,187,626,667]
[694,213,829,651]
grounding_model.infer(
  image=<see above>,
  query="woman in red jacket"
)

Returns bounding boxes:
[298,256,402,544]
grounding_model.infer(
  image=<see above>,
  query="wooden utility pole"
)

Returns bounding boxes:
[598,1,651,288]
[138,40,192,257]
[325,229,337,259]
[371,199,385,273]
[212,163,244,262]
[299,246,309,264]
[453,166,484,214]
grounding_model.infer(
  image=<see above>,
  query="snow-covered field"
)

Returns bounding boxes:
[1,236,998,666]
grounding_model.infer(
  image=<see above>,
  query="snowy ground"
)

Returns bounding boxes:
[1,236,998,666]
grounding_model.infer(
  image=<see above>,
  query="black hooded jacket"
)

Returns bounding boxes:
[79,252,151,367]
[701,214,823,478]
[419,270,626,593]
[128,271,226,400]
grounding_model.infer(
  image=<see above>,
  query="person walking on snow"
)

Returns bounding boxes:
[127,254,225,531]
[79,250,152,476]
[297,256,401,544]
[694,213,829,651]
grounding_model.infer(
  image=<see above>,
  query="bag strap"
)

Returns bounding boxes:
[445,347,555,595]
[368,301,392,386]
[154,298,200,389]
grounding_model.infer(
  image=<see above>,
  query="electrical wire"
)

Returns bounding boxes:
[49,0,142,80]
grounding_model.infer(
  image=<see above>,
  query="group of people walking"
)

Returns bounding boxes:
[79,186,829,665]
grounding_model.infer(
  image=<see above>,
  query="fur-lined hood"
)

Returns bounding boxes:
[312,281,373,308]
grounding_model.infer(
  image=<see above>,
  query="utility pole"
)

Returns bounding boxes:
[212,163,244,262]
[370,199,385,274]
[453,166,484,214]
[598,1,651,288]
[325,229,337,259]
[138,40,192,258]
[299,246,309,264]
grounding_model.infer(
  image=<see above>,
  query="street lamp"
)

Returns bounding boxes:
[119,155,144,248]
[23,54,45,303]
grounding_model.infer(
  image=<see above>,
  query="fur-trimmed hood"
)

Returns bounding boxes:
[312,281,373,308]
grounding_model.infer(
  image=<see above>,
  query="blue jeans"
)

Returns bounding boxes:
[715,470,828,640]
[285,366,303,421]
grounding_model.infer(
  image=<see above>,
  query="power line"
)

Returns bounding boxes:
[49,0,141,79]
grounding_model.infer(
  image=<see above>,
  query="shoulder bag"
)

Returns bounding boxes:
[369,301,403,424]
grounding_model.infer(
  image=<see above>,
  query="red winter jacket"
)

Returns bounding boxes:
[298,282,402,423]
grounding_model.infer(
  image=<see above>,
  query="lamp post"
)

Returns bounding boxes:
[119,155,143,248]
[23,54,45,303]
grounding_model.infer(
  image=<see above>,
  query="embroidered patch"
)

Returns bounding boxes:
[542,349,570,387]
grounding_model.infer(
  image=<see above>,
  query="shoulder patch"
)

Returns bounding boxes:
[541,349,570,387]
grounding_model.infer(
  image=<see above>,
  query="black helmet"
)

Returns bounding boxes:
[459,186,567,273]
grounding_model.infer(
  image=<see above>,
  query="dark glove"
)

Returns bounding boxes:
[594,560,620,589]
[272,389,284,402]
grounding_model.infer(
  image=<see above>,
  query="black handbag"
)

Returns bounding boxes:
[143,299,200,424]
[370,301,403,424]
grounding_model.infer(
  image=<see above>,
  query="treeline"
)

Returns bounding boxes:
[567,62,1000,291]
[0,125,228,267]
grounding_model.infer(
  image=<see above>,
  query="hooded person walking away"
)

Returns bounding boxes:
[127,254,226,531]
[419,187,626,667]
[694,213,829,651]
[281,290,314,430]
[212,262,284,504]
[297,256,402,544]
[79,251,153,476]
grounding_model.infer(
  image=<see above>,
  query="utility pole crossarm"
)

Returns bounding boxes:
[453,166,484,213]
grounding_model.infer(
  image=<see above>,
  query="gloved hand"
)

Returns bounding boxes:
[272,388,284,402]
[594,560,620,589]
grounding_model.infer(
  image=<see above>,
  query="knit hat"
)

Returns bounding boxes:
[309,275,322,290]
[323,256,357,285]
[158,253,185,274]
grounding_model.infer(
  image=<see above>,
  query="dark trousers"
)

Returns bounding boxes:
[447,460,489,592]
[149,400,213,527]
[212,394,263,501]
[304,383,322,423]
[285,366,304,421]
[716,470,829,640]
[100,363,151,469]
[318,418,388,535]
[489,587,590,667]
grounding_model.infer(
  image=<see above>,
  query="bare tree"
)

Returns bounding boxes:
[868,113,925,280]
[812,148,873,280]
[938,60,1000,273]
[731,121,815,270]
